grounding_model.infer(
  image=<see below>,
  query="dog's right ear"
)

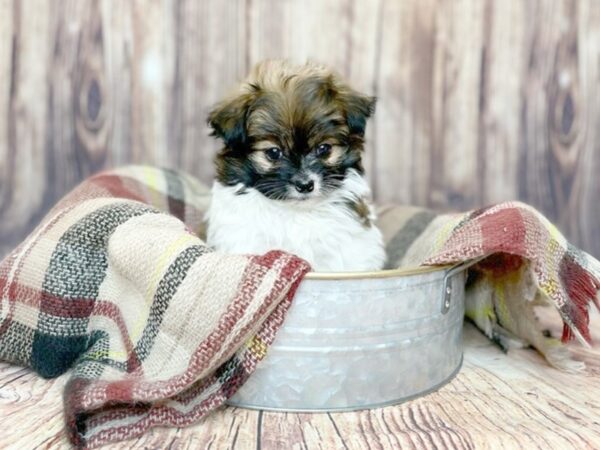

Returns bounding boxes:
[207,92,254,151]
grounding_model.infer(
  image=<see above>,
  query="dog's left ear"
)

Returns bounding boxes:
[338,88,376,136]
[207,92,254,151]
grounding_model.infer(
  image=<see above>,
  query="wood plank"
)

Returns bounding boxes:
[345,0,384,188]
[477,0,526,204]
[246,0,356,69]
[168,0,246,183]
[0,0,53,257]
[519,1,580,232]
[129,0,175,166]
[371,0,437,205]
[0,0,13,213]
[99,0,134,167]
[428,0,486,211]
[47,1,101,186]
[576,0,600,260]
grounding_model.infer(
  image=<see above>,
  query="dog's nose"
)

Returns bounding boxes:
[294,180,314,193]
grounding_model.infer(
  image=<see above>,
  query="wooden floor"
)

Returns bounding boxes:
[1,312,599,450]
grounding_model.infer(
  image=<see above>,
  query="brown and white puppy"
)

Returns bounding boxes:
[205,60,385,272]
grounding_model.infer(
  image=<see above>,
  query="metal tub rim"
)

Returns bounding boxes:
[303,264,451,281]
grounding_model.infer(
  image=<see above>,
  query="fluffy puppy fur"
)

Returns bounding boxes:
[205,60,385,272]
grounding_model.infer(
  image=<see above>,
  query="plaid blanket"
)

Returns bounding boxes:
[378,203,600,371]
[0,166,310,447]
[1,166,599,447]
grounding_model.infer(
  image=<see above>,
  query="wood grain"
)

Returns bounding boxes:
[1,311,599,449]
[0,0,599,260]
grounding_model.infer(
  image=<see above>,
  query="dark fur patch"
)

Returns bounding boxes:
[207,61,375,200]
[345,198,372,228]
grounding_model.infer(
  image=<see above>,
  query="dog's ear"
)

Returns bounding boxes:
[207,92,254,151]
[338,88,376,136]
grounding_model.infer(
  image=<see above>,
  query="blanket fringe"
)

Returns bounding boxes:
[559,254,600,344]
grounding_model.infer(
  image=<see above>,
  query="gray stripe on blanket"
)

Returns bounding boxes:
[384,210,438,269]
[0,321,35,366]
[163,168,186,220]
[133,244,209,362]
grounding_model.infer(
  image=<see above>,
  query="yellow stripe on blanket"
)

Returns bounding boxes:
[493,281,510,327]
[539,239,562,300]
[247,335,268,359]
[434,215,463,252]
[143,166,165,209]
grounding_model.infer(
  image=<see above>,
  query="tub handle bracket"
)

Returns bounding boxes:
[441,257,485,314]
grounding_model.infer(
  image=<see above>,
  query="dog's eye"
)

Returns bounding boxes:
[265,147,283,161]
[315,143,332,157]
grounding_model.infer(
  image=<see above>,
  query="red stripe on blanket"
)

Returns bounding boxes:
[64,377,94,447]
[91,300,142,373]
[0,277,12,338]
[105,379,136,405]
[86,386,225,448]
[213,251,306,401]
[559,254,599,343]
[91,174,147,203]
[184,252,296,377]
[480,207,526,256]
[39,292,96,318]
[168,196,185,222]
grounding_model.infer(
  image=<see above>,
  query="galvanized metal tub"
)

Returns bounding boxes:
[228,265,466,412]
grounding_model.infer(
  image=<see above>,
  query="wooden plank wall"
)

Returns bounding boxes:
[0,0,598,258]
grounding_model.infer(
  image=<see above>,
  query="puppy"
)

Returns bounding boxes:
[205,60,385,272]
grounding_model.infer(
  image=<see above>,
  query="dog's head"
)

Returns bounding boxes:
[208,60,375,201]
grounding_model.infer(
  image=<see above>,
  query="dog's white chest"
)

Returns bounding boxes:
[205,178,385,272]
